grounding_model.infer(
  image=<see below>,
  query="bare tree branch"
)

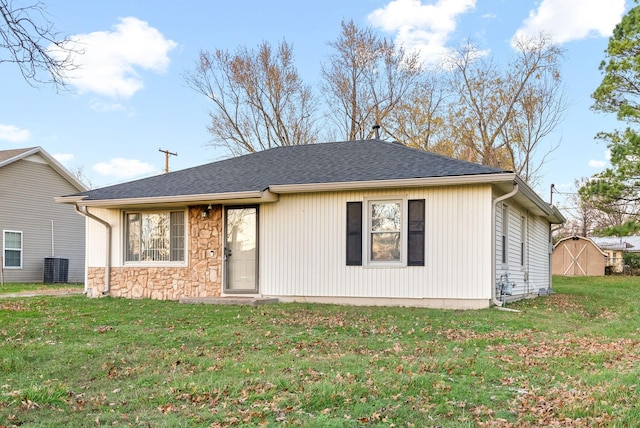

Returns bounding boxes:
[321,20,422,141]
[444,34,565,184]
[185,40,318,155]
[0,0,78,89]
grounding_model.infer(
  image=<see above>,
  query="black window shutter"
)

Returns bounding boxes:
[346,202,362,266]
[407,199,425,266]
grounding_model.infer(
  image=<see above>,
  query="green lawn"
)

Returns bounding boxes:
[0,276,638,427]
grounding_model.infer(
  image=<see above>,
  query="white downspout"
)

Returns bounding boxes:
[74,205,112,295]
[491,182,519,307]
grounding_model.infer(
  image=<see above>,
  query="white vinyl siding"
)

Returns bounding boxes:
[527,215,552,292]
[495,202,552,297]
[85,207,121,268]
[260,185,493,301]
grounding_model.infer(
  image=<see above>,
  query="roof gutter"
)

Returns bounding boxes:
[270,173,515,193]
[513,176,564,223]
[491,182,519,307]
[74,205,111,295]
[56,189,278,208]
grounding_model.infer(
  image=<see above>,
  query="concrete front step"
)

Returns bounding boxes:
[179,296,279,306]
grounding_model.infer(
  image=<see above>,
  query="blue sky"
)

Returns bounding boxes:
[0,0,630,210]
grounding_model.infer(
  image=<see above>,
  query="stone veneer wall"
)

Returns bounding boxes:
[87,205,222,299]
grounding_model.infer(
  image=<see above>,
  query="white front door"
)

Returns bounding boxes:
[224,207,258,293]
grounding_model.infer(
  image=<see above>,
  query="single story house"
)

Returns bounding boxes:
[552,236,607,276]
[1,146,87,283]
[56,139,564,309]
[591,236,640,273]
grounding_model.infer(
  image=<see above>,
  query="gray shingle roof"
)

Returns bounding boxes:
[75,139,509,201]
[591,236,640,252]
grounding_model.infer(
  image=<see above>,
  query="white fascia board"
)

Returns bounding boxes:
[513,176,565,224]
[0,147,39,168]
[269,173,517,193]
[56,189,279,208]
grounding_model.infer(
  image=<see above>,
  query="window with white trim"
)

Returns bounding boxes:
[501,204,509,265]
[125,210,185,263]
[369,199,403,263]
[520,215,526,266]
[346,198,425,267]
[3,230,23,269]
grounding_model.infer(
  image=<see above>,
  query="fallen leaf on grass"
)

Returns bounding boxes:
[0,302,26,311]
[158,403,178,414]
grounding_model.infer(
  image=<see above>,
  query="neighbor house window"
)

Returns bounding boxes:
[346,198,425,267]
[3,230,22,269]
[125,211,185,262]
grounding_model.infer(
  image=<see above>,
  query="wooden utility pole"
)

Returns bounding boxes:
[159,148,177,173]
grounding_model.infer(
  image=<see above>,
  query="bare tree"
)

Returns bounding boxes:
[500,37,567,186]
[555,179,601,238]
[321,20,422,141]
[68,165,92,189]
[555,178,635,239]
[445,35,565,184]
[0,0,76,88]
[386,72,452,153]
[186,40,318,155]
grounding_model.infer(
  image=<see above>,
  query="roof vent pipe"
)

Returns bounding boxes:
[372,124,380,140]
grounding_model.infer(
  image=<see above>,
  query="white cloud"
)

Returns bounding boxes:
[0,124,31,143]
[60,17,177,98]
[514,0,626,44]
[90,100,127,113]
[93,158,157,178]
[368,0,476,64]
[588,150,612,168]
[53,153,74,163]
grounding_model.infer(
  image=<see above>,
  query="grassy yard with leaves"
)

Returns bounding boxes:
[0,276,639,427]
[0,282,82,294]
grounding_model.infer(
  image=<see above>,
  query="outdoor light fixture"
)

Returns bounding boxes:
[201,204,213,219]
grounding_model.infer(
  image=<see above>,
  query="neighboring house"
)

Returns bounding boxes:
[552,236,607,276]
[591,236,640,273]
[56,139,564,309]
[0,147,87,283]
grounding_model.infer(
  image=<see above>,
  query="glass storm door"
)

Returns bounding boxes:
[224,207,258,293]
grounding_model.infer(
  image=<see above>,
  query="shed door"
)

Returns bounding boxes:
[563,240,588,276]
[224,207,258,293]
